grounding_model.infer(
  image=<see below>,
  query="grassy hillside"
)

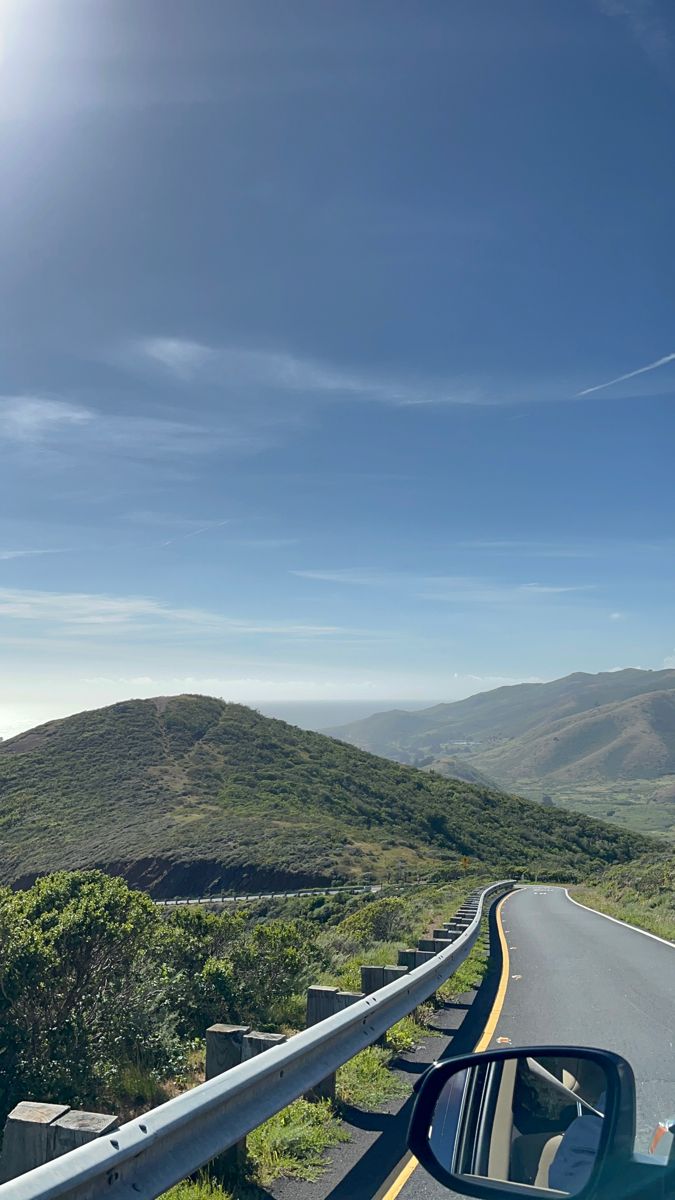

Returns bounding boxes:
[477,690,675,783]
[417,754,498,788]
[0,695,648,894]
[328,670,675,836]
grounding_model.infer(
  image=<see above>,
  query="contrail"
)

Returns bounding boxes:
[161,519,230,547]
[577,352,675,397]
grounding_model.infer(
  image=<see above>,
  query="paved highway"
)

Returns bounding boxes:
[391,885,675,1200]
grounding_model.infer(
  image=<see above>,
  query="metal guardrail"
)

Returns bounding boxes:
[3,879,513,1200]
[154,882,384,907]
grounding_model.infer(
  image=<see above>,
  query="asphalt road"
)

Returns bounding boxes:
[397,885,675,1200]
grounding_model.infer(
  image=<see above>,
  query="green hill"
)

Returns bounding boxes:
[327,669,675,835]
[0,694,647,894]
[475,689,675,783]
[327,669,675,758]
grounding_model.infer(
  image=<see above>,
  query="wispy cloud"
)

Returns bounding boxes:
[0,397,93,441]
[577,351,675,397]
[1,395,256,460]
[0,549,65,561]
[135,337,485,407]
[596,0,672,66]
[0,586,357,640]
[292,568,595,604]
[141,338,216,377]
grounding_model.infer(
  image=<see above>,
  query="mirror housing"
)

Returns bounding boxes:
[408,1046,636,1199]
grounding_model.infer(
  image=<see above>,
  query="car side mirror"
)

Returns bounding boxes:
[408,1046,636,1199]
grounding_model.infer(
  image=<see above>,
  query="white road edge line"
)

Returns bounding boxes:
[564,888,675,950]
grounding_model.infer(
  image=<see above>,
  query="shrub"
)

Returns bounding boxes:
[337,897,412,945]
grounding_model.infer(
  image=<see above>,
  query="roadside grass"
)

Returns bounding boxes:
[247,1098,349,1185]
[162,1180,233,1200]
[571,886,675,942]
[385,1014,421,1053]
[566,853,674,943]
[336,1045,409,1109]
[162,1099,348,1198]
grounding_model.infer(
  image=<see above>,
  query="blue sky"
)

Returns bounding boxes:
[2,0,675,736]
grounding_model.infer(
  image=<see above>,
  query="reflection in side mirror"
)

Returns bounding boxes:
[409,1047,636,1200]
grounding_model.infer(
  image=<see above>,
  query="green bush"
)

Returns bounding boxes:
[337,897,412,944]
[0,871,323,1126]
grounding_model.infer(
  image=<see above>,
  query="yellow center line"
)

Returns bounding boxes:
[376,891,515,1200]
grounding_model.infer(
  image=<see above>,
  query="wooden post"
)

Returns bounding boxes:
[241,1031,287,1060]
[305,987,340,1101]
[382,966,408,984]
[205,1024,250,1080]
[306,985,339,1026]
[398,948,418,968]
[204,1024,250,1179]
[0,1103,118,1183]
[335,989,364,1010]
[360,965,385,994]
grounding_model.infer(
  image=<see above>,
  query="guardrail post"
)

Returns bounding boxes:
[306,985,339,1026]
[305,987,341,1101]
[242,1031,287,1060]
[238,1034,289,1153]
[335,989,364,1010]
[304,987,366,1102]
[417,937,442,952]
[360,965,385,993]
[205,1024,251,1080]
[0,1103,118,1183]
[382,966,408,984]
[398,948,418,968]
[205,1024,251,1179]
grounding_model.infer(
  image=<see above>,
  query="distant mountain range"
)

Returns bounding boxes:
[326,669,675,836]
[0,694,646,894]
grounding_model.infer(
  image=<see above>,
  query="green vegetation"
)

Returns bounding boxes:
[161,1098,348,1200]
[163,1180,233,1200]
[0,870,324,1126]
[0,867,501,1193]
[572,853,675,941]
[512,777,675,838]
[0,695,647,892]
[336,1045,409,1109]
[248,1098,349,1184]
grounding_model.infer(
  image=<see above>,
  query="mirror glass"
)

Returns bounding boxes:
[428,1054,609,1195]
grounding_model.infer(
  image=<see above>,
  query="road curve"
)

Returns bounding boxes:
[397,885,675,1200]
